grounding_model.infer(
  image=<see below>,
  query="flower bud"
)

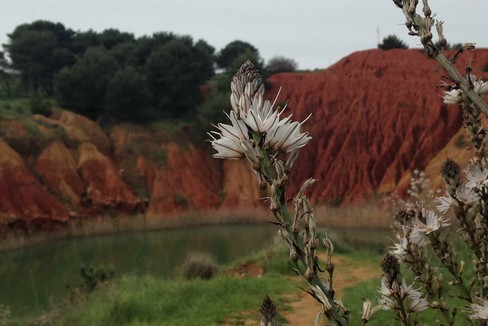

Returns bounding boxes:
[289,248,299,263]
[441,158,461,194]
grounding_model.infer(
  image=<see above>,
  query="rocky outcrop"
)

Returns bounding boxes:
[0,139,68,224]
[78,142,140,212]
[35,141,84,207]
[142,143,222,217]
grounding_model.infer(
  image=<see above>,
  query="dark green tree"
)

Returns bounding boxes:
[105,66,149,121]
[99,28,134,49]
[145,36,214,118]
[265,56,298,75]
[110,42,137,67]
[55,47,118,119]
[378,34,409,50]
[71,29,101,55]
[0,51,12,96]
[5,20,76,94]
[130,32,177,67]
[216,40,261,71]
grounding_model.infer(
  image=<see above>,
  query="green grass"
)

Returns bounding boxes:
[54,274,293,326]
[0,98,32,119]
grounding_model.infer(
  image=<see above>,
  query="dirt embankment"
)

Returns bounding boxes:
[2,49,488,226]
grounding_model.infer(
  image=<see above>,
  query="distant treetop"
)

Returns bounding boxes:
[378,34,409,50]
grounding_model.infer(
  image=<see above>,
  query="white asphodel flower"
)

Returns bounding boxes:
[391,235,415,261]
[474,79,488,95]
[265,118,312,153]
[413,209,450,235]
[470,298,488,320]
[217,111,249,140]
[455,183,479,205]
[361,299,382,322]
[470,74,488,95]
[208,111,250,159]
[443,89,462,105]
[435,194,453,214]
[404,284,429,313]
[209,135,246,159]
[466,162,488,190]
[241,91,289,133]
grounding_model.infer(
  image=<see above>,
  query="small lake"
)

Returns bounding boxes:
[0,224,391,317]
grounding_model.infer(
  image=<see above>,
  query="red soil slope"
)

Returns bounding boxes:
[268,49,488,203]
[1,48,487,224]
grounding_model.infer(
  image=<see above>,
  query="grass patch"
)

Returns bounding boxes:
[55,273,293,326]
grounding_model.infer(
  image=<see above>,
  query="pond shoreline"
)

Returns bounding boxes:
[0,203,393,253]
[0,210,273,253]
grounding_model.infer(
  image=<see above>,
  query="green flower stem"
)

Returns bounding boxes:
[428,230,472,303]
[394,293,411,326]
[407,10,488,117]
[251,136,347,325]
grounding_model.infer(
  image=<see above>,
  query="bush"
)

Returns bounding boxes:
[265,56,298,75]
[378,34,409,50]
[181,253,217,280]
[80,265,115,292]
[29,96,53,116]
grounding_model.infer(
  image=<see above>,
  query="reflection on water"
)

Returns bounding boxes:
[328,228,392,254]
[0,224,392,317]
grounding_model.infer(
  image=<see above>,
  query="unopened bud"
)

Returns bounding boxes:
[441,158,461,194]
[422,0,431,17]
[394,208,415,226]
[260,295,277,326]
[461,43,476,51]
[289,248,299,263]
[381,253,401,284]
[304,267,314,281]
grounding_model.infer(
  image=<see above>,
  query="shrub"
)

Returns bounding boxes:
[80,265,115,292]
[378,34,409,50]
[181,253,217,280]
[29,96,53,116]
[265,56,298,75]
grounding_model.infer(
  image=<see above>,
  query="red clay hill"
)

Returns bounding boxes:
[1,48,488,227]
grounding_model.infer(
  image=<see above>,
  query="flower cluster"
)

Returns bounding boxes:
[377,253,428,324]
[209,60,311,170]
[383,156,488,324]
[374,1,488,324]
[390,205,450,262]
[437,158,488,212]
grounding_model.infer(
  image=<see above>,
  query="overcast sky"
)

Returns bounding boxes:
[1,0,487,70]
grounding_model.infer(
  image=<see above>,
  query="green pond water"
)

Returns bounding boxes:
[0,224,391,317]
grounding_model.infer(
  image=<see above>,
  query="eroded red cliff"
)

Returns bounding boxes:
[1,48,487,224]
[268,49,488,203]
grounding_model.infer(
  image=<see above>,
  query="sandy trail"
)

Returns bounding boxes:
[225,254,380,325]
[281,255,380,325]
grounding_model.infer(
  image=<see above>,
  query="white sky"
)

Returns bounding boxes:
[1,0,487,70]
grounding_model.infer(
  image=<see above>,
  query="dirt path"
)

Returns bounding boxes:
[224,254,380,325]
[281,255,380,325]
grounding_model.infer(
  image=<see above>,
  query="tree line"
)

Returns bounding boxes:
[0,20,298,123]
